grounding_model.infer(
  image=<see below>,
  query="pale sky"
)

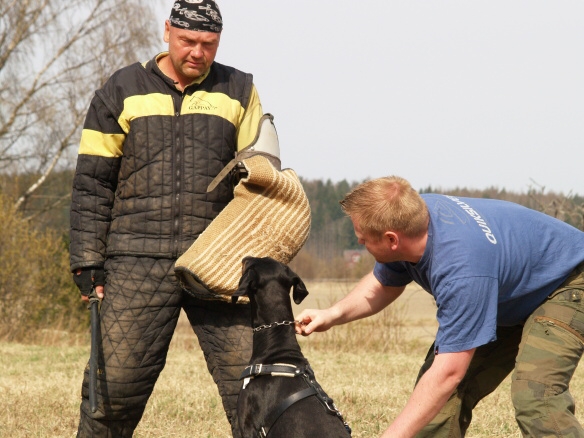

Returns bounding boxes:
[154,1,583,196]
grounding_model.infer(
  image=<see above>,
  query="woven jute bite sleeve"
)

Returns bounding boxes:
[174,155,311,301]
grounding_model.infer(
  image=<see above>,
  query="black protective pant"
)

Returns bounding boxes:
[76,256,252,438]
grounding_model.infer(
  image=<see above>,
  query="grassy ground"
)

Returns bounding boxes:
[0,282,582,437]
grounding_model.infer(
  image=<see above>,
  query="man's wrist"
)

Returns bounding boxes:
[73,267,105,297]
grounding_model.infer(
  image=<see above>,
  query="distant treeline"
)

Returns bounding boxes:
[1,171,583,339]
[2,171,583,245]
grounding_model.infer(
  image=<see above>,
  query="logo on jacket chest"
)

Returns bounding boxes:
[187,96,218,112]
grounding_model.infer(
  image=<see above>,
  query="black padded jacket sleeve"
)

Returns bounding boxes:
[69,92,123,272]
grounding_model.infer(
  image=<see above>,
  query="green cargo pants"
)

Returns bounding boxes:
[414,263,584,438]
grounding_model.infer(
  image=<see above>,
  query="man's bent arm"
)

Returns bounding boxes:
[381,349,475,438]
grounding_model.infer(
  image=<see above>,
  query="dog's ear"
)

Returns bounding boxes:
[232,267,258,303]
[291,277,309,304]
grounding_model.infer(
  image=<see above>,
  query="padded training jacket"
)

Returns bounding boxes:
[70,54,263,271]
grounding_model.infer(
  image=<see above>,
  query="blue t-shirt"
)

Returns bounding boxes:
[374,194,584,353]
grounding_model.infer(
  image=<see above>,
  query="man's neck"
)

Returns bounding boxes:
[156,53,179,87]
[399,232,428,264]
[155,53,208,91]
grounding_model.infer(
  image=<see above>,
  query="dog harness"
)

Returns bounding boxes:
[239,363,352,437]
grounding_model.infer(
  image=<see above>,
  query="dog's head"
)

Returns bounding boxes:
[232,256,309,305]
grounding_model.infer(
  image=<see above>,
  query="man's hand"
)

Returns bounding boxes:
[73,268,105,302]
[295,308,338,336]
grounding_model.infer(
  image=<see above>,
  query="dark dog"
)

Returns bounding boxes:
[232,256,351,438]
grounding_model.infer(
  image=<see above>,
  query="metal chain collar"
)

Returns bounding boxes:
[253,320,300,333]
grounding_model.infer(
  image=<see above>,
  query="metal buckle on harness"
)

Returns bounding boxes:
[250,363,263,376]
[241,364,263,389]
[323,397,339,414]
[243,363,264,378]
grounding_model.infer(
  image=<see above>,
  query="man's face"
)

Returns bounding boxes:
[164,21,220,83]
[352,218,393,264]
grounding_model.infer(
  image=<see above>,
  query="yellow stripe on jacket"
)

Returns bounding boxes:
[78,85,262,157]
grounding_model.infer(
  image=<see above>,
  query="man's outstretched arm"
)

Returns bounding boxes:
[295,271,405,335]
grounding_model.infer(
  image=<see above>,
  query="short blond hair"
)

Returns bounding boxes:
[340,176,428,238]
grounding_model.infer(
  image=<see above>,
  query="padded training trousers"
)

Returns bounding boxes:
[76,256,252,438]
[415,262,584,438]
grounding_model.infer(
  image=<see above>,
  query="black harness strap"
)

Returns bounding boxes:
[258,386,317,438]
[240,363,352,437]
[241,363,301,379]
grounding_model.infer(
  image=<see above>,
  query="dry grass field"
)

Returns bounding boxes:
[0,281,583,437]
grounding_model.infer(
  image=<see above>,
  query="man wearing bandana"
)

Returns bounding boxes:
[70,1,263,436]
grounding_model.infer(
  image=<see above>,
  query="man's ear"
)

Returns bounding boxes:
[291,277,309,304]
[163,20,171,43]
[385,231,399,250]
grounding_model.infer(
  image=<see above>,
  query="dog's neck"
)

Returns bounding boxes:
[250,324,307,366]
[248,288,308,366]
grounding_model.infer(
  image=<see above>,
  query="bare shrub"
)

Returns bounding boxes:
[527,181,584,231]
[0,193,86,342]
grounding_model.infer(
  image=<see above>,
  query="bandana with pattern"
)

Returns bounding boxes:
[170,0,223,33]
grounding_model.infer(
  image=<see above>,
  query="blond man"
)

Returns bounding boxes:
[297,176,584,438]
